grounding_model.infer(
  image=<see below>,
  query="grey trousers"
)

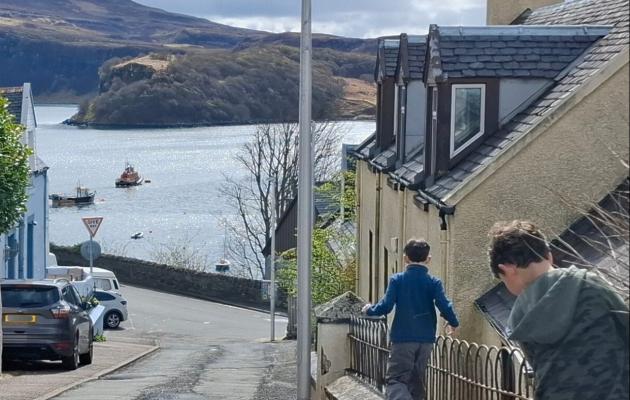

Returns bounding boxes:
[386,342,434,400]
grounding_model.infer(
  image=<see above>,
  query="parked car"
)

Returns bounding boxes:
[1,280,93,370]
[93,289,128,329]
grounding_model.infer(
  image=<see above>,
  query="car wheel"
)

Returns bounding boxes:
[80,332,93,365]
[62,335,80,370]
[105,311,122,329]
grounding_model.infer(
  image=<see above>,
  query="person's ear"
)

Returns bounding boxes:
[498,263,516,276]
[426,255,432,264]
[545,251,553,265]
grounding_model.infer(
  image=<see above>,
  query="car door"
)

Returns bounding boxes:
[61,286,89,352]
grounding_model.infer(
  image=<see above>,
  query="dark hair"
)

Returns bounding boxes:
[488,220,550,277]
[404,238,431,263]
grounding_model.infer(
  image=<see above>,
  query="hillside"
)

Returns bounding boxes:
[0,0,377,121]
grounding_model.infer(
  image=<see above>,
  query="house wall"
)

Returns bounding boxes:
[27,171,48,279]
[379,182,403,297]
[357,161,378,302]
[486,0,561,25]
[450,63,629,343]
[405,81,427,158]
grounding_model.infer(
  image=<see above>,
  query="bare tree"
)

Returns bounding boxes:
[219,122,342,279]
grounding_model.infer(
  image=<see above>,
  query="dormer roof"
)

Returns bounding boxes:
[375,37,400,82]
[396,34,428,82]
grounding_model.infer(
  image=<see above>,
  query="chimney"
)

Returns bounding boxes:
[486,0,563,25]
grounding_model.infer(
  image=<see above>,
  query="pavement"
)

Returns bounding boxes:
[0,338,158,400]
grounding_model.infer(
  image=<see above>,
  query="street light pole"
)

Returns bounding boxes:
[297,0,313,398]
[270,181,276,342]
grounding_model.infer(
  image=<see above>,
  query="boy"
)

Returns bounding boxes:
[362,239,459,400]
[488,220,629,400]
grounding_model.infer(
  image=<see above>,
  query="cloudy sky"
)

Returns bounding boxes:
[134,0,487,38]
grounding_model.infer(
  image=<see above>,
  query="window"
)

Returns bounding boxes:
[94,292,115,301]
[450,84,485,157]
[94,278,112,291]
[1,286,59,307]
[62,287,79,306]
[383,247,389,293]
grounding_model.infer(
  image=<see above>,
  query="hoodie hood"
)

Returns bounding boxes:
[508,266,587,344]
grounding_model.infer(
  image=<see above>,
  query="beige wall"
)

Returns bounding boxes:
[379,182,403,297]
[357,160,378,302]
[450,63,629,343]
[486,0,561,25]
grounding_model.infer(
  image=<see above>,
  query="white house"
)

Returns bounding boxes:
[0,83,50,280]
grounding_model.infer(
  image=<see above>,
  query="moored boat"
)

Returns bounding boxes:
[49,186,95,207]
[115,163,143,187]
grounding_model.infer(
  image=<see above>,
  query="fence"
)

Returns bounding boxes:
[347,316,534,400]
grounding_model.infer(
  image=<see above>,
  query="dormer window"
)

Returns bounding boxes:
[450,84,486,157]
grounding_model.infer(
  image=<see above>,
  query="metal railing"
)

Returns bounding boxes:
[347,316,534,400]
[348,315,390,391]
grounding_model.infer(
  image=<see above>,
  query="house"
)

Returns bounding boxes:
[354,0,629,345]
[0,83,50,280]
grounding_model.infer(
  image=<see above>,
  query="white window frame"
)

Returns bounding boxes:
[450,83,486,158]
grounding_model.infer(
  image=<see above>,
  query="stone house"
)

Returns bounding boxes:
[0,83,50,280]
[353,0,629,345]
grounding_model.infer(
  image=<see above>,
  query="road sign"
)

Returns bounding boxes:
[80,240,101,261]
[82,217,103,237]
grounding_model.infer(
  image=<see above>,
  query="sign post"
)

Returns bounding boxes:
[82,217,103,275]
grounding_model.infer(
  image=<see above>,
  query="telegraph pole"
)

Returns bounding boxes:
[297,0,313,398]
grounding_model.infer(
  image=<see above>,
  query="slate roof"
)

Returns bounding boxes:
[474,282,517,344]
[353,132,377,160]
[551,178,629,279]
[369,144,397,171]
[0,86,24,123]
[406,35,428,80]
[390,148,425,187]
[376,38,401,79]
[438,26,608,79]
[425,0,629,200]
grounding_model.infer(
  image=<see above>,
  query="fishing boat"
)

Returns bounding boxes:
[115,163,143,187]
[49,186,95,207]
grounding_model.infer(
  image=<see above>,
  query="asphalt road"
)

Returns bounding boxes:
[52,285,293,400]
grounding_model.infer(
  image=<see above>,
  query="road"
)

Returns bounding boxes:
[52,285,295,400]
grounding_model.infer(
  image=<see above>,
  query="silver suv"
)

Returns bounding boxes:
[1,280,93,370]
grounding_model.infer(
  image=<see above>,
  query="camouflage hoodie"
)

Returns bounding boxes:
[508,266,629,400]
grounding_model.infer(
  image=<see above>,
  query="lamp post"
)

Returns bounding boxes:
[297,0,313,398]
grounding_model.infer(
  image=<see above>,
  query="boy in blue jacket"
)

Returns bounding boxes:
[362,238,459,400]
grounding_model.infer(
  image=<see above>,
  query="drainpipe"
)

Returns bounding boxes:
[354,164,362,292]
[399,187,408,273]
[374,174,382,300]
[439,210,451,295]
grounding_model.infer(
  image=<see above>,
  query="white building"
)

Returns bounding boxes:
[0,83,50,280]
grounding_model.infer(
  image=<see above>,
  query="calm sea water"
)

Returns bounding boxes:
[35,105,374,275]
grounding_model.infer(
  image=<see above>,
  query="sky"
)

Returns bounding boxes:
[134,0,488,38]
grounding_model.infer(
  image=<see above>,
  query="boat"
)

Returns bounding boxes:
[215,228,230,272]
[131,232,144,239]
[115,163,143,187]
[49,186,95,207]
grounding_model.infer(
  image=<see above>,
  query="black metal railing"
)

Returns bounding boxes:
[348,315,389,391]
[347,316,534,400]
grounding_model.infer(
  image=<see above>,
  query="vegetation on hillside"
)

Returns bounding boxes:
[0,97,31,234]
[72,46,375,126]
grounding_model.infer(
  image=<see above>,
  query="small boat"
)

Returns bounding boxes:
[115,163,143,187]
[131,232,144,239]
[49,186,95,207]
[215,228,230,272]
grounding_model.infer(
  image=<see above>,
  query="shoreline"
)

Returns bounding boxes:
[62,116,376,130]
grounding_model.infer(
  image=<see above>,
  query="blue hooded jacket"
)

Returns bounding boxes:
[366,264,459,343]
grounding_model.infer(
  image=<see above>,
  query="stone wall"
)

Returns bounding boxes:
[51,245,286,312]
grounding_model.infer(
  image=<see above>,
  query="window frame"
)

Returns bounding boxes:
[449,83,486,158]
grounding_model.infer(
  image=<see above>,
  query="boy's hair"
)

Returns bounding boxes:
[488,220,551,277]
[404,239,431,263]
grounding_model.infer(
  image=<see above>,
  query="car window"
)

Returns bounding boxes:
[1,286,60,308]
[113,280,120,290]
[62,287,79,306]
[70,286,83,305]
[95,278,112,291]
[94,292,115,301]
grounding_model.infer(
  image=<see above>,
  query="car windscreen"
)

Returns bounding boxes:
[1,286,60,308]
